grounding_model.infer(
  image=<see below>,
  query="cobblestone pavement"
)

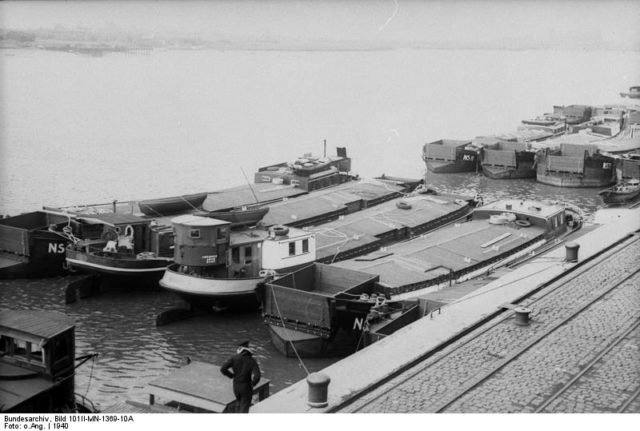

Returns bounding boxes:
[542,322,640,413]
[341,235,640,413]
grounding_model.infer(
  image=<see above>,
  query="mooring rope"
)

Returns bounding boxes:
[83,354,97,399]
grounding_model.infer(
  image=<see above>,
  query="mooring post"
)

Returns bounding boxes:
[307,372,330,408]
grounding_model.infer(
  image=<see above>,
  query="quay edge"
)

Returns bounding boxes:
[250,206,640,413]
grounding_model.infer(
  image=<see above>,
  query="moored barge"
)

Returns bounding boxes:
[0,211,83,278]
[161,190,474,310]
[65,213,174,284]
[263,199,581,357]
[422,139,482,173]
[536,143,616,188]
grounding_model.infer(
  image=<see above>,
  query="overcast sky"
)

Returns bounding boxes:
[1,1,639,45]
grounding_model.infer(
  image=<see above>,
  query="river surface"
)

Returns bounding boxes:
[1,47,639,409]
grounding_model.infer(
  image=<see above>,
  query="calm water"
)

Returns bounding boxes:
[1,47,639,409]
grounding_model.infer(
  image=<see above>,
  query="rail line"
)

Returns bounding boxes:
[346,235,640,413]
[433,266,640,413]
[533,318,640,412]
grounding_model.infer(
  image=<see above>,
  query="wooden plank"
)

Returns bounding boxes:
[480,232,512,248]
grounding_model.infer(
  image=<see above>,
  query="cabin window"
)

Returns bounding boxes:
[2,338,45,367]
[189,229,201,239]
[0,336,11,354]
[552,217,558,229]
[559,213,564,225]
[232,247,240,264]
[244,246,253,264]
[14,339,27,355]
[302,238,309,253]
[289,242,296,256]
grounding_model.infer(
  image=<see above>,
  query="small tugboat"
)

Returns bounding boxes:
[0,211,85,278]
[0,310,98,412]
[599,178,640,205]
[65,213,174,283]
[254,146,352,192]
[263,199,582,357]
[620,86,640,99]
[422,139,483,173]
[536,143,617,187]
[159,215,316,309]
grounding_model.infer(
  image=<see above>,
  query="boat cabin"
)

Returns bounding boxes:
[473,199,572,234]
[254,147,352,192]
[170,215,316,278]
[146,361,270,413]
[0,310,76,412]
[75,213,174,258]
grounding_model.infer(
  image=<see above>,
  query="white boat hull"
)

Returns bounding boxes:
[159,267,263,308]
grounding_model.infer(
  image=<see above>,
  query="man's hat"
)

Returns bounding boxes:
[236,340,253,354]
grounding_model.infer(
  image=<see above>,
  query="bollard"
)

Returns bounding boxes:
[514,307,532,326]
[565,242,580,262]
[307,372,330,408]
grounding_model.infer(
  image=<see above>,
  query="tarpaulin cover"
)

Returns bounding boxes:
[547,155,584,173]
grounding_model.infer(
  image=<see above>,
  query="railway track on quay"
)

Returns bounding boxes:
[343,234,640,413]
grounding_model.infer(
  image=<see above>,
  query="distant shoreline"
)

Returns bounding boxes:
[2,41,639,55]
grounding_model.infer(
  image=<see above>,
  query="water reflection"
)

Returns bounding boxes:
[0,278,334,409]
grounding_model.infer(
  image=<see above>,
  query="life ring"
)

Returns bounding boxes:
[124,224,134,237]
[455,199,468,206]
[515,220,532,227]
[270,225,289,236]
[396,201,412,210]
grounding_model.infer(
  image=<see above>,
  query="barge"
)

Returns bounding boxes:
[264,199,581,357]
[422,139,482,173]
[161,190,473,310]
[65,213,174,284]
[480,140,538,179]
[536,143,617,188]
[0,211,84,278]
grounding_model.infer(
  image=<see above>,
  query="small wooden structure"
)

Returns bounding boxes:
[0,310,78,412]
[146,361,270,413]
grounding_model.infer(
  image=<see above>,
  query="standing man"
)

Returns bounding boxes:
[220,341,261,413]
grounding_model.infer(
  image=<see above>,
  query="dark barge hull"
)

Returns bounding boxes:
[425,149,479,173]
[0,232,69,278]
[536,150,617,188]
[481,152,537,179]
[267,324,361,358]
